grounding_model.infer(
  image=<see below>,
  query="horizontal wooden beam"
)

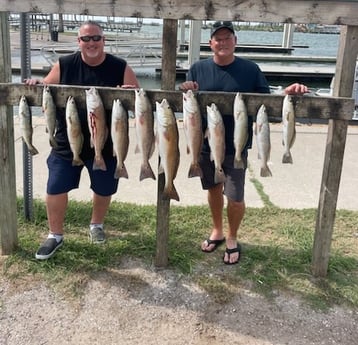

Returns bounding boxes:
[0,83,354,121]
[1,1,358,25]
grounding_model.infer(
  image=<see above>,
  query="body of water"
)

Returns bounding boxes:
[12,23,342,90]
[139,24,340,58]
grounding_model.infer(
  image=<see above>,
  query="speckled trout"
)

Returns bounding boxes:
[66,96,84,166]
[111,99,129,179]
[182,90,203,178]
[42,85,58,149]
[206,103,226,184]
[156,98,180,201]
[255,104,272,177]
[85,87,108,171]
[282,94,296,164]
[134,88,156,181]
[19,95,39,155]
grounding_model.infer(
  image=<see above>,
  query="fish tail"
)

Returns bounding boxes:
[163,184,180,202]
[93,157,107,171]
[72,158,84,166]
[49,137,58,149]
[114,164,129,179]
[28,145,39,156]
[214,167,226,184]
[139,162,156,181]
[188,163,203,178]
[282,152,293,164]
[234,157,245,169]
[260,165,272,177]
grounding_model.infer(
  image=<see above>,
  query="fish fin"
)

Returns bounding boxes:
[93,157,107,171]
[282,152,293,164]
[115,164,129,179]
[234,158,245,169]
[49,137,58,149]
[214,167,226,184]
[72,158,84,166]
[260,165,272,177]
[28,145,39,156]
[163,184,180,202]
[188,163,203,178]
[139,163,156,181]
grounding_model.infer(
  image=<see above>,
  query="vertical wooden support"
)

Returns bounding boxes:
[155,19,178,267]
[312,25,358,277]
[0,12,18,255]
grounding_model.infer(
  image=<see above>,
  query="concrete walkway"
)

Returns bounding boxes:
[13,116,358,210]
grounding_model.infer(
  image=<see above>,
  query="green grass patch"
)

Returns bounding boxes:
[2,198,358,310]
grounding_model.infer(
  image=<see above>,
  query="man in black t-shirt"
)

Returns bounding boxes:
[179,21,308,265]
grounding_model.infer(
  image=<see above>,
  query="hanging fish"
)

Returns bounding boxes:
[134,88,156,181]
[282,94,296,164]
[42,85,58,148]
[85,87,108,171]
[255,104,272,177]
[111,99,129,179]
[19,95,39,155]
[156,98,180,201]
[66,96,84,166]
[233,92,248,169]
[206,103,226,184]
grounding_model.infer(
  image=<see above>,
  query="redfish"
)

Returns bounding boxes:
[85,87,108,171]
[156,99,180,201]
[182,90,203,178]
[111,99,129,179]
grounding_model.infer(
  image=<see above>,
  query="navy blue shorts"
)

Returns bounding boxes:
[46,153,119,196]
[199,151,247,202]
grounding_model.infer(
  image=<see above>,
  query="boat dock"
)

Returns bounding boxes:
[10,29,337,85]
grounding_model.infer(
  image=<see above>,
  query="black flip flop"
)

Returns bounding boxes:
[223,243,241,265]
[201,238,225,253]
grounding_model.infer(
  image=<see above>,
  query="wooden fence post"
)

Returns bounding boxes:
[0,12,18,254]
[155,19,178,267]
[312,25,358,277]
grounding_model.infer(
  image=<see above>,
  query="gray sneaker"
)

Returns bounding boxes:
[89,226,106,244]
[35,237,63,260]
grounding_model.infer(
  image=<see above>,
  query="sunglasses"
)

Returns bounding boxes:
[212,21,234,29]
[79,35,103,42]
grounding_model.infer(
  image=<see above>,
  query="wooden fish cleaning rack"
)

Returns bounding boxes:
[0,1,358,278]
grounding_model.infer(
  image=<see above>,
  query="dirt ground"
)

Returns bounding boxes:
[1,257,357,345]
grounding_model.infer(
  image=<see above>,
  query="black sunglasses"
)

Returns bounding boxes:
[79,35,103,42]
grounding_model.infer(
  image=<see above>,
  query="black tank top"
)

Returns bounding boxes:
[53,51,127,161]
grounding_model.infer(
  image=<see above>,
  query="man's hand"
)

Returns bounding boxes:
[24,78,42,85]
[284,83,309,95]
[178,81,199,91]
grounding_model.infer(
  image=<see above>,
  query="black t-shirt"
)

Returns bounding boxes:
[188,57,270,154]
[52,51,127,161]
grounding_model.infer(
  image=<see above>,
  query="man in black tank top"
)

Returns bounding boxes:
[25,20,140,260]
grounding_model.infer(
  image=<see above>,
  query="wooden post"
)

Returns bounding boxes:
[312,25,358,277]
[155,19,178,267]
[0,12,18,255]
